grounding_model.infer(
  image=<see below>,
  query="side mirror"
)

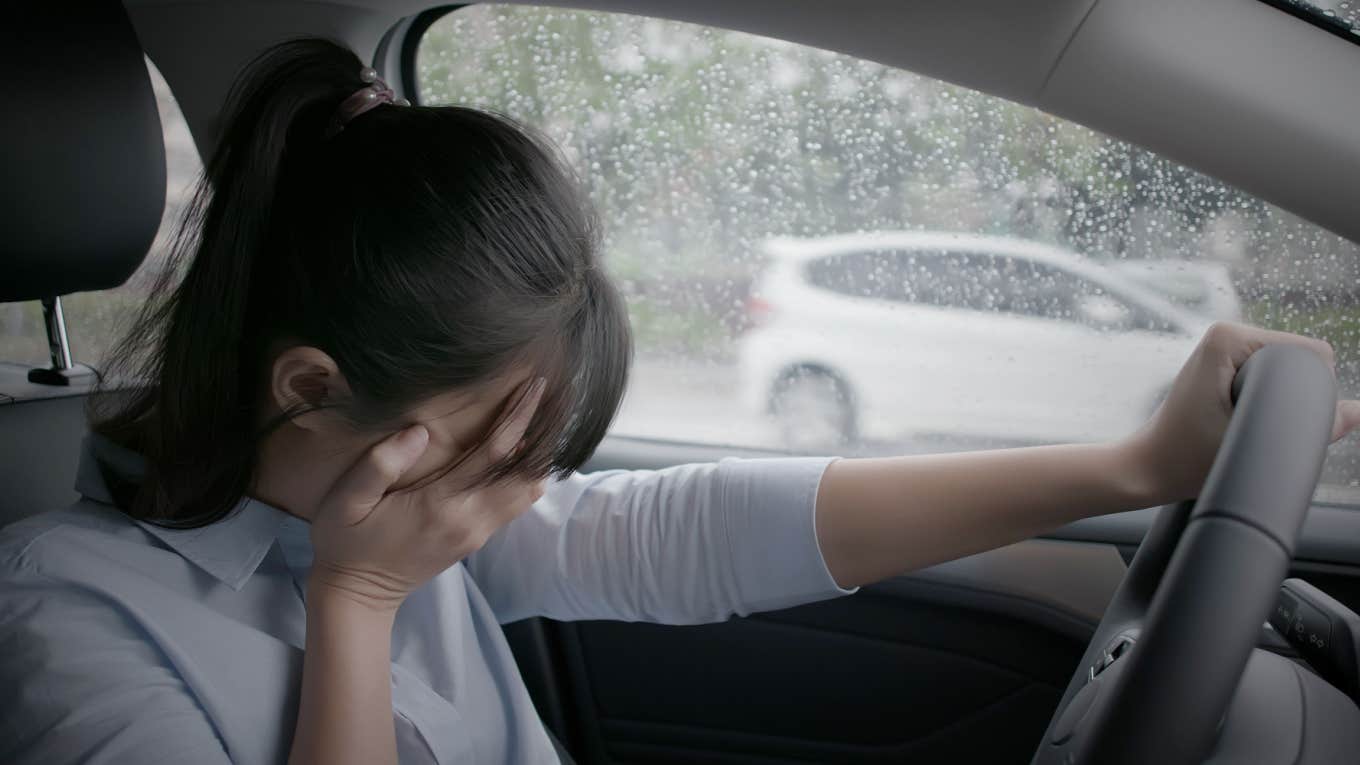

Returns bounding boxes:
[1077,293,1133,330]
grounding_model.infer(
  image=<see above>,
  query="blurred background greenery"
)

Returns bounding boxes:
[417,6,1360,370]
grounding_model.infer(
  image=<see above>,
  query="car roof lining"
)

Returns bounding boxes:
[122,0,1360,245]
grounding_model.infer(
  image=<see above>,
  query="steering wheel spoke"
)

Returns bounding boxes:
[1033,345,1339,765]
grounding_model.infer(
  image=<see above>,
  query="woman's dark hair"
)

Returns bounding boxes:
[91,39,631,527]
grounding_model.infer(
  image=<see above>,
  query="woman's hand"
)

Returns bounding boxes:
[289,381,546,765]
[1127,322,1360,504]
[308,377,548,613]
[816,321,1360,588]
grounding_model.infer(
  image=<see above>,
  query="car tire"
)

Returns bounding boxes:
[770,368,858,452]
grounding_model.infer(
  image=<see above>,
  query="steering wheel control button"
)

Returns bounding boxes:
[1051,677,1102,745]
[1270,588,1329,650]
[1091,635,1136,679]
[1269,589,1299,635]
[1273,578,1360,702]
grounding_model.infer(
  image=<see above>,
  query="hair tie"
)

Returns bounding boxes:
[323,67,410,139]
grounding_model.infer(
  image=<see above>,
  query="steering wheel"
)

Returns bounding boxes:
[1032,343,1338,765]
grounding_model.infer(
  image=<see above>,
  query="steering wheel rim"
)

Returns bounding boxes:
[1033,343,1337,765]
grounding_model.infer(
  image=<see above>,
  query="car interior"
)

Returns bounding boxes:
[4,0,1360,763]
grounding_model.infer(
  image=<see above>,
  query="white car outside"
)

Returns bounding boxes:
[1108,259,1244,321]
[737,232,1214,450]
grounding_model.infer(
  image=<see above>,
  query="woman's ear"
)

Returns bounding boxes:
[270,346,353,432]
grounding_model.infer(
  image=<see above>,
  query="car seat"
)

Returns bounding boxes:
[0,1,166,526]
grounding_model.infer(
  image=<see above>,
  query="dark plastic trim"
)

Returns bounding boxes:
[398,5,462,106]
[1258,0,1360,47]
[1050,504,1360,570]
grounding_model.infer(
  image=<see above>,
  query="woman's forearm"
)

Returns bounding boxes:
[812,325,1359,589]
[288,584,399,765]
[815,437,1164,589]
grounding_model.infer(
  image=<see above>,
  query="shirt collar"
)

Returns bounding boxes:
[76,432,300,591]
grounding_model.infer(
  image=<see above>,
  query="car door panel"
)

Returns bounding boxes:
[556,590,1078,765]
[550,538,1116,764]
[503,439,1108,764]
[501,436,1360,764]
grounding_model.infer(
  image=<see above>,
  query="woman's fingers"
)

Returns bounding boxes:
[1212,323,1353,443]
[423,477,547,554]
[436,377,547,491]
[1213,322,1336,370]
[1333,400,1360,443]
[487,479,548,538]
[489,377,547,458]
[309,384,548,607]
[468,477,547,521]
[322,424,430,526]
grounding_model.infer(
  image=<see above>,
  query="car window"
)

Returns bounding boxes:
[991,259,1090,324]
[1004,261,1091,323]
[1014,262,1174,333]
[804,251,967,307]
[0,58,203,372]
[418,6,1360,499]
[0,303,49,369]
[846,251,1034,315]
[803,253,878,301]
[809,249,1178,331]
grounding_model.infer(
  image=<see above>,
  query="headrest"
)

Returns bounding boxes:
[1,2,167,302]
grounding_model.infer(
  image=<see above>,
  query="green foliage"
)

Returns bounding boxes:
[415,6,1360,361]
[625,296,730,358]
[1247,302,1360,372]
[416,7,1355,278]
[0,288,149,370]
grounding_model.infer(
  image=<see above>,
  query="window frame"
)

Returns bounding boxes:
[1258,0,1360,46]
[399,4,1360,502]
[398,5,465,105]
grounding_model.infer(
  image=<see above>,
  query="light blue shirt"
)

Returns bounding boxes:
[0,435,852,764]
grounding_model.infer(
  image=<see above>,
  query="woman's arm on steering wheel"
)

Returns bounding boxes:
[814,323,1360,589]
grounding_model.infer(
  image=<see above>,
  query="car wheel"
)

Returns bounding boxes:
[770,368,857,452]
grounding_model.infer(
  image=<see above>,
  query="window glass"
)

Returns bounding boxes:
[804,250,1166,331]
[0,303,49,368]
[989,259,1084,322]
[804,252,954,305]
[0,58,203,372]
[1265,0,1360,41]
[1010,262,1164,332]
[418,6,1360,499]
[1317,0,1359,28]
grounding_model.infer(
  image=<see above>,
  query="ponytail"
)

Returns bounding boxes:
[93,41,371,525]
[91,39,632,528]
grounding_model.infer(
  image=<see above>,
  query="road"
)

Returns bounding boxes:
[613,356,778,448]
[614,355,1360,502]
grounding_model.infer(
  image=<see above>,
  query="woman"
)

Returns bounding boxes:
[1,39,1355,765]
